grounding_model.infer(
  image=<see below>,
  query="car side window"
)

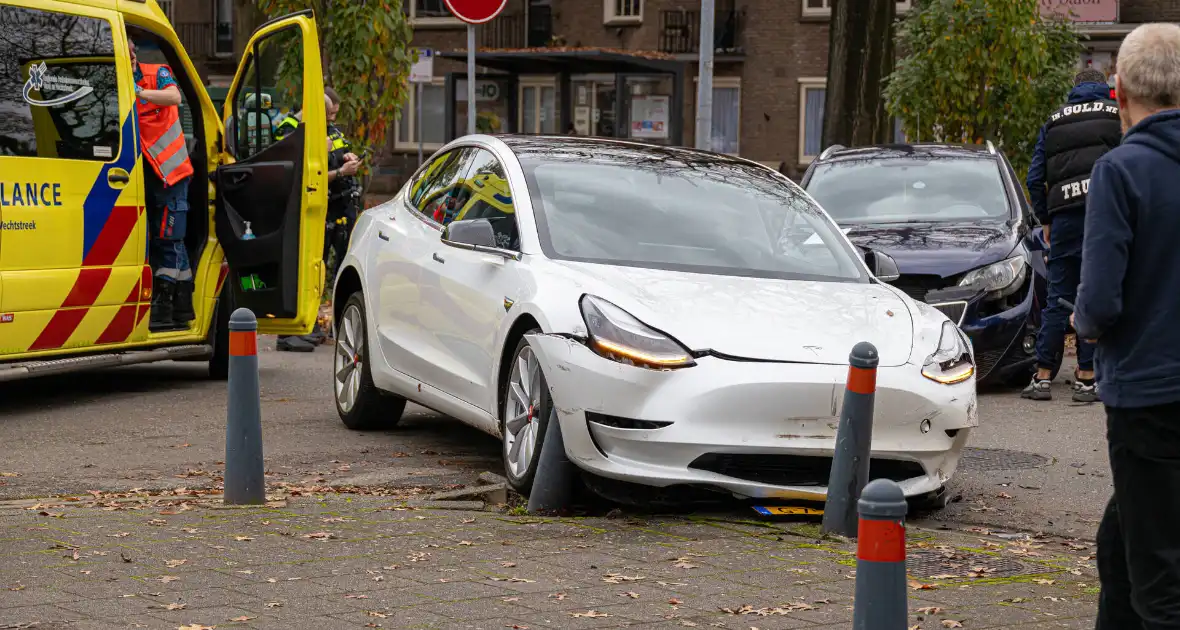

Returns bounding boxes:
[226,26,303,160]
[454,148,519,251]
[410,148,476,224]
[0,5,122,161]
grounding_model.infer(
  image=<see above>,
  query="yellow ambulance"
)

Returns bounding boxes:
[0,0,328,382]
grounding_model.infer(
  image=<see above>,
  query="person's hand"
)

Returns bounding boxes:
[1070,313,1099,343]
[339,160,360,177]
[344,152,359,163]
[1042,224,1051,247]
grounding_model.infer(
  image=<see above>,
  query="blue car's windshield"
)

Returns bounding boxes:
[805,157,1011,224]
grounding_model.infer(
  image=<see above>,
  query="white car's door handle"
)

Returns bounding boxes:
[432,252,445,264]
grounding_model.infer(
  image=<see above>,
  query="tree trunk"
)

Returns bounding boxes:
[822,0,896,151]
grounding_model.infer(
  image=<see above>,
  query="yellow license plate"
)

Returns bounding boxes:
[753,506,824,516]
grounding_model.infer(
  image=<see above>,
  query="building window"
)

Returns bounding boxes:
[605,0,643,24]
[803,0,911,17]
[798,78,826,164]
[214,0,233,55]
[404,0,463,25]
[694,77,741,155]
[397,80,447,151]
[520,79,557,135]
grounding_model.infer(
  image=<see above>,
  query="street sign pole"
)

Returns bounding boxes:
[695,0,716,151]
[467,24,477,136]
[417,82,424,166]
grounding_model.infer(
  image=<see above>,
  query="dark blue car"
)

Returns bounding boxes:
[801,143,1051,386]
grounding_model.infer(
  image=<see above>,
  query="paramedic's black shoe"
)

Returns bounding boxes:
[1073,377,1098,403]
[149,280,175,330]
[276,335,315,353]
[300,322,326,345]
[1021,378,1053,401]
[173,281,195,324]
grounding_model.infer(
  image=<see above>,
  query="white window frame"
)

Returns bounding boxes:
[802,0,912,18]
[798,77,826,165]
[693,76,742,155]
[406,0,464,27]
[604,0,643,25]
[396,77,447,152]
[518,76,558,134]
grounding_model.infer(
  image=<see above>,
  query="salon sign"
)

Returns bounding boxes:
[1040,0,1117,23]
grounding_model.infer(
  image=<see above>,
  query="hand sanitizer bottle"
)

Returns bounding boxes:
[242,221,255,241]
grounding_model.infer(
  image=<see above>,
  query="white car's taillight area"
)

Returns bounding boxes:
[579,294,696,369]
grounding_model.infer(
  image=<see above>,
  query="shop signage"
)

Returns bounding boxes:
[1040,0,1118,23]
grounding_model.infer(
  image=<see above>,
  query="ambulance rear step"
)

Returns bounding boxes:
[0,345,213,382]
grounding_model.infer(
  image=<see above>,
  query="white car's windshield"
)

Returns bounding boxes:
[806,157,1011,224]
[517,143,867,283]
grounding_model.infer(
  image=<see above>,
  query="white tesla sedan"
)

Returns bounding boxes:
[330,135,978,504]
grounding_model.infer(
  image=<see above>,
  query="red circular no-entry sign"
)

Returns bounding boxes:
[443,0,508,24]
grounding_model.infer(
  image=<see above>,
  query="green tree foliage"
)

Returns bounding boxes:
[884,0,1082,176]
[255,0,414,161]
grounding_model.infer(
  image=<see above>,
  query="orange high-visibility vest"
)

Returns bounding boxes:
[135,63,193,187]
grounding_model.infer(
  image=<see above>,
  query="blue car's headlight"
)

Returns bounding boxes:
[957,255,1027,300]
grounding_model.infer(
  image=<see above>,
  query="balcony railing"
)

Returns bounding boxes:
[659,9,746,56]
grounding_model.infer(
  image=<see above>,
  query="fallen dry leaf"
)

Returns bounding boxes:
[491,577,536,583]
[164,603,186,610]
[503,597,520,602]
[570,610,609,618]
[603,573,644,584]
[941,621,964,628]
[621,591,640,599]
[108,532,131,538]
[909,580,937,590]
[1035,579,1057,585]
[462,518,476,524]
[549,592,568,600]
[501,562,517,568]
[669,598,683,605]
[165,559,187,568]
[930,573,959,580]
[265,601,282,608]
[302,532,337,540]
[345,594,369,599]
[366,611,389,618]
[672,557,699,569]
[997,492,1013,499]
[177,626,213,630]
[147,519,167,526]
[459,540,474,546]
[8,584,25,591]
[234,536,253,542]
[0,472,19,477]
[916,606,943,614]
[157,576,179,583]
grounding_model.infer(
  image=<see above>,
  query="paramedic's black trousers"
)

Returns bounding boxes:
[1098,402,1180,629]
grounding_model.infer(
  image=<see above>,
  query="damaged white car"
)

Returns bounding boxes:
[330,135,978,506]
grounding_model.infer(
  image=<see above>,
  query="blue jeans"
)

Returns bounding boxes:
[1035,212,1094,373]
[147,175,192,282]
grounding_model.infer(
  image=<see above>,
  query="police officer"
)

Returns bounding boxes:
[130,38,195,330]
[1022,68,1122,402]
[277,87,361,352]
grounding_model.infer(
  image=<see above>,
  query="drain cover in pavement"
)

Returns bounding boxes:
[907,549,1034,578]
[960,448,1049,472]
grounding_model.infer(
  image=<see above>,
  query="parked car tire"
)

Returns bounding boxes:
[207,281,232,381]
[501,331,554,496]
[334,292,405,430]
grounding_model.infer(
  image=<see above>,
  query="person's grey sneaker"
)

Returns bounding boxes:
[1073,380,1098,403]
[1021,378,1053,400]
[276,335,316,353]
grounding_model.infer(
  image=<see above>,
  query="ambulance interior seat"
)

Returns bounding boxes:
[127,27,208,297]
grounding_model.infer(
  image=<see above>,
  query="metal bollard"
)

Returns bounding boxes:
[223,308,266,505]
[852,478,909,630]
[822,341,879,537]
[527,410,577,514]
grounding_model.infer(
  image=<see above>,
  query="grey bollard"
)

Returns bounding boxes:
[822,341,879,537]
[853,478,909,630]
[223,308,266,505]
[527,410,577,513]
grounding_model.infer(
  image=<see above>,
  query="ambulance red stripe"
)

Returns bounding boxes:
[61,268,112,308]
[83,205,140,266]
[94,304,138,345]
[28,309,89,351]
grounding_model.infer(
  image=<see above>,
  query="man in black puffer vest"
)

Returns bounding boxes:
[1022,69,1122,403]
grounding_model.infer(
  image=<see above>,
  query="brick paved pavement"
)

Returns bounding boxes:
[0,494,1099,629]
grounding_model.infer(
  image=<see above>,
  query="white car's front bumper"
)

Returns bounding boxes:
[527,334,977,501]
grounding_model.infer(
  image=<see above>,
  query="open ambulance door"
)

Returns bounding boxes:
[213,10,326,335]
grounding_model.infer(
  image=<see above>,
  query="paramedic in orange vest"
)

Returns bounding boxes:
[130,39,195,330]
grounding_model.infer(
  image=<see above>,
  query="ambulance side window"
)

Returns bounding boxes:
[228,27,303,161]
[0,6,122,161]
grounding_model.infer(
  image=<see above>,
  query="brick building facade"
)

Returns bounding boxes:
[389,0,1178,191]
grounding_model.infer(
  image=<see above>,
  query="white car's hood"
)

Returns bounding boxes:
[554,262,915,367]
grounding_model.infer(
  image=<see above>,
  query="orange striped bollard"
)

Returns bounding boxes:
[224,308,265,505]
[853,478,909,629]
[822,341,879,537]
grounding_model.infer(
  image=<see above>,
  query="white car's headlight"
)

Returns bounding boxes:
[957,255,1027,300]
[922,321,974,385]
[579,295,695,369]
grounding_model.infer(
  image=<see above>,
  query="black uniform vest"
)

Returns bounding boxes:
[1043,99,1122,216]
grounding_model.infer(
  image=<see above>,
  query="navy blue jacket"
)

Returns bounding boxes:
[1026,82,1116,223]
[1075,109,1180,408]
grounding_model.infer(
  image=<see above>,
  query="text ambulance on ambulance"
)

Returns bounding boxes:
[0,0,328,382]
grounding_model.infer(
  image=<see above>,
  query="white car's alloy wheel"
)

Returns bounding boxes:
[334,304,365,413]
[504,344,543,479]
